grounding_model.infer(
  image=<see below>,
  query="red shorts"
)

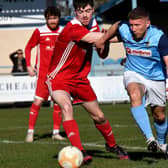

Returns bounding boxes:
[46,77,97,103]
[35,72,49,101]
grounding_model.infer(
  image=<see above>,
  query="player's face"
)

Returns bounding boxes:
[75,4,94,27]
[46,15,59,30]
[129,18,150,39]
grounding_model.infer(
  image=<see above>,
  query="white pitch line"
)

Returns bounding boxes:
[0,139,146,150]
[0,124,136,131]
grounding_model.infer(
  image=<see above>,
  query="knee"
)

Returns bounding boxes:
[34,99,43,106]
[93,113,106,124]
[60,102,73,121]
[61,101,73,115]
[130,93,142,106]
[154,114,166,124]
[152,106,166,124]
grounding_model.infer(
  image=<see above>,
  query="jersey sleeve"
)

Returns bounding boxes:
[69,24,90,42]
[158,34,168,57]
[25,28,40,66]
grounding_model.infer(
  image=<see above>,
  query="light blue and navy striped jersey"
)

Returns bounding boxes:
[119,21,168,80]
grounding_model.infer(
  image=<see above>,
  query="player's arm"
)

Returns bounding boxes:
[81,32,104,43]
[25,29,40,76]
[95,21,120,54]
[9,51,17,62]
[158,34,168,77]
[80,31,110,58]
[163,55,168,80]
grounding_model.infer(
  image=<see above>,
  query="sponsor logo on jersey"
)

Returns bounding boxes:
[126,47,152,57]
[46,46,51,50]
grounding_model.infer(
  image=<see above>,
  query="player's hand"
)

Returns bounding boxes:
[120,58,126,66]
[27,66,36,77]
[101,28,107,33]
[95,39,105,54]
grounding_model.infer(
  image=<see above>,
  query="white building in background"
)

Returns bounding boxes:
[0,0,73,27]
[0,0,75,74]
[0,0,125,76]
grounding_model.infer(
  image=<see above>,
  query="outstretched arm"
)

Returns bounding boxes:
[96,40,110,59]
[81,31,104,43]
[95,21,120,54]
[163,55,168,77]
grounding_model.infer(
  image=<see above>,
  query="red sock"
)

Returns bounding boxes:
[28,103,40,130]
[53,104,62,130]
[95,120,116,147]
[63,119,84,150]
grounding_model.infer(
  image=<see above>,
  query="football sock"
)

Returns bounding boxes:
[53,104,62,131]
[142,95,146,106]
[28,129,34,134]
[131,104,153,139]
[28,103,40,130]
[154,118,167,144]
[63,119,84,151]
[53,129,59,135]
[95,120,116,147]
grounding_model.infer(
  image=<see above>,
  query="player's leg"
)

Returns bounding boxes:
[52,90,92,164]
[146,80,168,156]
[82,100,128,160]
[52,103,66,140]
[152,106,168,156]
[127,82,157,152]
[25,98,43,142]
[52,90,84,148]
[26,73,47,142]
[124,71,157,152]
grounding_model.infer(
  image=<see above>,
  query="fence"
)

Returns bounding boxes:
[0,75,129,103]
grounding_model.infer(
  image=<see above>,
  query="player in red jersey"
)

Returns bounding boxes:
[25,6,65,142]
[46,0,129,165]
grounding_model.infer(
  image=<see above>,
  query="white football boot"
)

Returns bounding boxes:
[25,131,34,142]
[146,137,158,152]
[52,133,66,140]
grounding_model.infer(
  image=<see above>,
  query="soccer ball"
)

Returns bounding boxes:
[58,146,83,168]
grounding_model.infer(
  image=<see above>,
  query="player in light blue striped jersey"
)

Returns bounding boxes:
[96,7,168,158]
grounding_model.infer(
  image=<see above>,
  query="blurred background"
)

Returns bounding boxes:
[1,0,168,76]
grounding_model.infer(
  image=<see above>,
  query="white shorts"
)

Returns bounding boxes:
[124,71,166,107]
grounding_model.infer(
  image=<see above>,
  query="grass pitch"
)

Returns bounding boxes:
[0,103,167,168]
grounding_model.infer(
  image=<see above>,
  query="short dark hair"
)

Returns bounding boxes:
[17,49,23,54]
[73,0,94,10]
[44,6,61,18]
[128,7,150,20]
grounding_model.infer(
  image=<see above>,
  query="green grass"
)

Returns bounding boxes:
[0,104,167,168]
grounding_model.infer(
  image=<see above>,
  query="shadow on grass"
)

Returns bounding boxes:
[76,149,166,163]
[53,148,167,166]
[127,151,167,163]
[33,131,67,141]
[92,149,167,163]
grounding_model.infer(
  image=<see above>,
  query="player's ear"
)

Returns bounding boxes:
[146,20,151,28]
[74,9,78,16]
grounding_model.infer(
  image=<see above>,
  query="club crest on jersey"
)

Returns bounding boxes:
[45,37,50,41]
[146,41,150,47]
[126,47,152,57]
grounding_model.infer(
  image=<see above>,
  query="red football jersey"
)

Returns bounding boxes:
[25,25,63,73]
[48,17,100,80]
